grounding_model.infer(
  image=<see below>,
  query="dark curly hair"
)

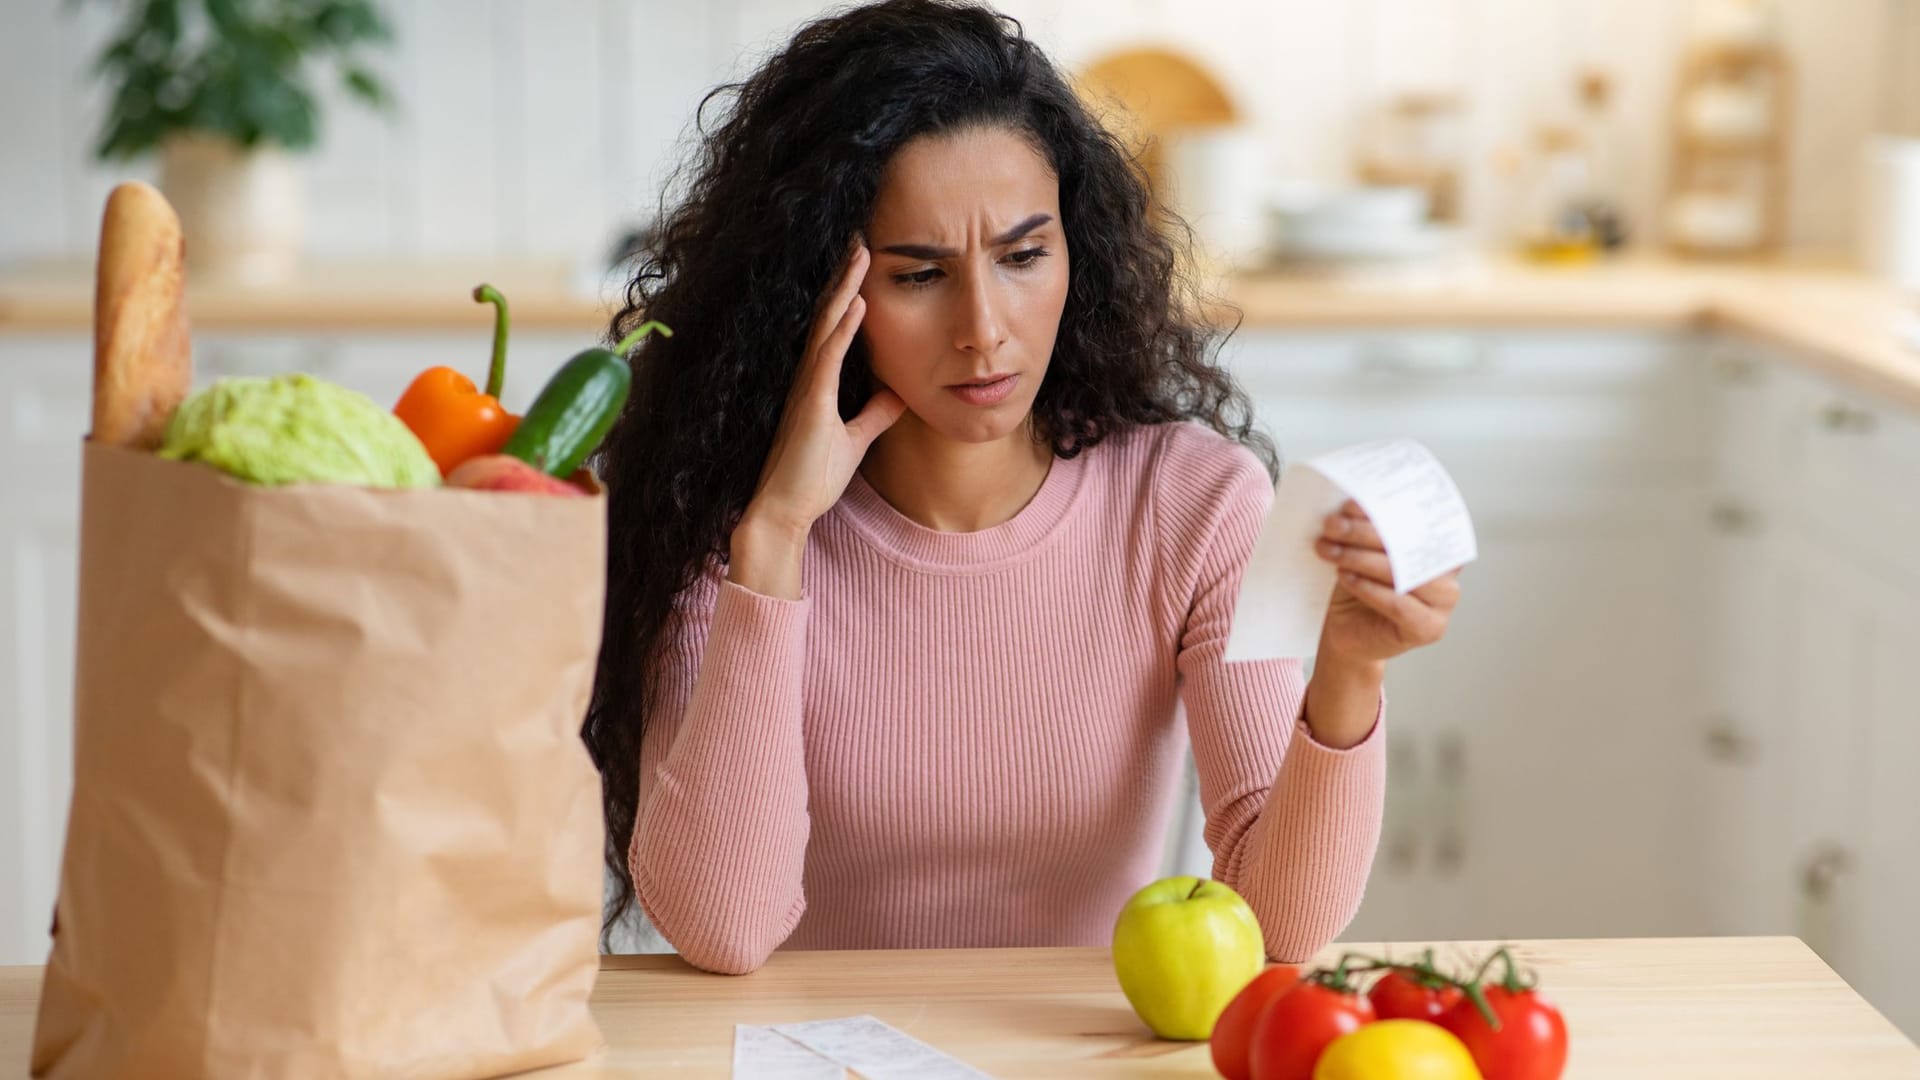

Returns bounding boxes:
[586,0,1275,944]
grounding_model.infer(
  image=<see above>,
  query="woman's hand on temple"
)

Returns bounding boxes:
[743,241,907,537]
[1313,499,1463,666]
[730,242,906,599]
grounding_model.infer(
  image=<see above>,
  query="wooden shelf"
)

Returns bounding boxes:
[1666,44,1793,253]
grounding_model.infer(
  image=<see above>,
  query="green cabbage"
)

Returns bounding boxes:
[160,374,439,489]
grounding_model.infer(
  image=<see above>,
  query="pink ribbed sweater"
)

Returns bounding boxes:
[630,421,1387,975]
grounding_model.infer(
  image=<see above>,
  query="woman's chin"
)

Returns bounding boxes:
[918,403,1033,445]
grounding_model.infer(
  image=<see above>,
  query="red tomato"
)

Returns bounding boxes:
[1438,985,1569,1080]
[1247,981,1376,1080]
[1368,967,1464,1022]
[1209,965,1300,1080]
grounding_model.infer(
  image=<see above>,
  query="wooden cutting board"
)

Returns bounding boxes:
[1073,47,1241,202]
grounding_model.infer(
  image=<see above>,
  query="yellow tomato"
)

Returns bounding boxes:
[1312,1019,1483,1080]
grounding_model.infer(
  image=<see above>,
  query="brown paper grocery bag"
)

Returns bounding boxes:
[32,442,607,1079]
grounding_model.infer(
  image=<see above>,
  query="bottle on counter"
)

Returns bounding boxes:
[1577,71,1631,251]
[1511,126,1601,264]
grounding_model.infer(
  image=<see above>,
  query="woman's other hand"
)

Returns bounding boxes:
[1313,499,1463,665]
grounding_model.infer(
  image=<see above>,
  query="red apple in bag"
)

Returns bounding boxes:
[447,454,588,497]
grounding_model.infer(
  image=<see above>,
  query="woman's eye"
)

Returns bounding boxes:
[894,267,944,287]
[891,248,1050,290]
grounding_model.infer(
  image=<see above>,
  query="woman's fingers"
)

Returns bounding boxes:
[1316,538,1393,585]
[846,386,907,449]
[1411,569,1463,611]
[1321,496,1464,649]
[806,243,870,363]
[1319,524,1463,616]
[1320,507,1463,590]
[798,244,869,403]
[1322,507,1383,550]
[807,294,865,400]
[1320,537,1464,608]
[1339,571,1449,645]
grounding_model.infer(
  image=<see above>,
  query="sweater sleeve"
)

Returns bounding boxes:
[1159,430,1388,963]
[629,570,812,974]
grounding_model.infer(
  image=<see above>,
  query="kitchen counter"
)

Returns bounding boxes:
[3,937,1915,1077]
[4,253,1918,410]
[1223,256,1920,413]
[0,257,612,333]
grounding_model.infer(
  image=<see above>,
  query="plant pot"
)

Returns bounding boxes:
[159,133,307,285]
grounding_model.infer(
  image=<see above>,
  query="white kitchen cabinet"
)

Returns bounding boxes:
[1696,342,1798,934]
[1,335,86,968]
[1695,520,1792,933]
[1770,533,1920,1037]
[1853,571,1920,1041]
[1158,329,1720,943]
[1696,340,1920,1039]
[1789,364,1920,1043]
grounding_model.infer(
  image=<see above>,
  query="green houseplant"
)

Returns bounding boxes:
[79,0,397,281]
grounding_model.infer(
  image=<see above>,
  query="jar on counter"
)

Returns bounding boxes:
[1509,127,1601,264]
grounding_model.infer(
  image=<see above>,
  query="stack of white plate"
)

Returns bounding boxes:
[1264,185,1460,265]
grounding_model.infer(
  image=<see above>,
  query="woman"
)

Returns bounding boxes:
[587,0,1463,976]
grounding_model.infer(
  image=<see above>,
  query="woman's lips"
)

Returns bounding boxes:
[946,373,1019,406]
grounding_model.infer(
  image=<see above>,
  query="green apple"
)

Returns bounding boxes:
[1111,875,1266,1041]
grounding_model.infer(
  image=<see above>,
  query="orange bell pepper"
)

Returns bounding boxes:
[395,284,522,476]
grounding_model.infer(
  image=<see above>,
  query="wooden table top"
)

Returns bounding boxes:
[5,936,1916,1077]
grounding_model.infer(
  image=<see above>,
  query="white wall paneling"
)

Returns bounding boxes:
[0,1,1887,266]
[302,0,408,257]
[1776,1,1888,252]
[405,0,505,255]
[604,2,729,238]
[53,3,163,258]
[518,0,606,259]
[0,1,69,259]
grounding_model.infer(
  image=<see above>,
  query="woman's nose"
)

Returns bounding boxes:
[953,268,1009,356]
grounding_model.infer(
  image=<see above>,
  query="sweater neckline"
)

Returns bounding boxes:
[835,446,1089,571]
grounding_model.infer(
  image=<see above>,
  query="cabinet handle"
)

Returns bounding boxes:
[1800,843,1853,901]
[1710,351,1763,384]
[1702,716,1754,763]
[1384,736,1420,874]
[1432,732,1466,876]
[1796,842,1853,961]
[1819,401,1877,435]
[1708,500,1763,534]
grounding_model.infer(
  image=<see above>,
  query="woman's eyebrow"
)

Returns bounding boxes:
[876,213,1053,259]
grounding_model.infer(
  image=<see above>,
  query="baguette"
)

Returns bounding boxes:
[92,181,192,448]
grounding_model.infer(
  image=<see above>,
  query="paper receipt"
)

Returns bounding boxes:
[733,1015,993,1079]
[1223,438,1476,662]
[732,1023,846,1079]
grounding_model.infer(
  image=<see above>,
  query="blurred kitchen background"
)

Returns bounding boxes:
[6,0,1920,1042]
[3,0,1919,268]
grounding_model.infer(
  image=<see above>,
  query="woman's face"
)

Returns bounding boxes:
[858,126,1070,445]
